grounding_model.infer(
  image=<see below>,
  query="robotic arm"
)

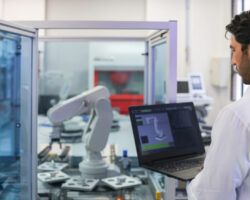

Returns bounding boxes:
[48,85,110,123]
[48,86,113,151]
[48,86,114,178]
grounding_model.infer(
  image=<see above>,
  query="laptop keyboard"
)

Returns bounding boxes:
[155,157,204,173]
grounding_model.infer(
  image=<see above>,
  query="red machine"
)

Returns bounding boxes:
[94,70,144,114]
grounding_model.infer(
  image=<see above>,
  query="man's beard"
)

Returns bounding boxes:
[235,52,250,84]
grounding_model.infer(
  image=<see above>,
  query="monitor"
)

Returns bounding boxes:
[177,80,189,94]
[129,102,204,162]
[188,73,205,94]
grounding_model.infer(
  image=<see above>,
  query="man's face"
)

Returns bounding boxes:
[230,35,250,84]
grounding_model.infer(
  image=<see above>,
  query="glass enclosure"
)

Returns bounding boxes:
[153,42,168,104]
[18,21,177,200]
[0,23,37,200]
[38,41,90,115]
[38,40,145,115]
[147,29,176,105]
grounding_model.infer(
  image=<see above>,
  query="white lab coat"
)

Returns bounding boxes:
[187,87,250,200]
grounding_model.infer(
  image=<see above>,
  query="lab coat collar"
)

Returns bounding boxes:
[243,86,250,98]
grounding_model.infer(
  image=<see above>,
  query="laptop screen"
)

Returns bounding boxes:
[129,102,205,164]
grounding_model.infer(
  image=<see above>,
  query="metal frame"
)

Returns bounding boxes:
[0,20,37,200]
[146,21,177,104]
[0,20,36,37]
[14,20,177,200]
[16,20,177,103]
[31,31,38,200]
[38,36,145,42]
[15,20,176,30]
[230,0,245,100]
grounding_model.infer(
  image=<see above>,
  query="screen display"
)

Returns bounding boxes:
[177,81,189,93]
[135,112,175,153]
[130,103,203,157]
[190,75,202,90]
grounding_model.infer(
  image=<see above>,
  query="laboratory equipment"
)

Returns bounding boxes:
[47,86,114,179]
[177,74,213,145]
[16,20,178,199]
[62,178,99,191]
[94,70,144,114]
[101,175,141,190]
[130,168,148,183]
[119,150,132,174]
[38,171,70,183]
[38,145,71,164]
[188,73,206,96]
[177,74,213,106]
[177,79,190,99]
[38,161,68,172]
[110,110,120,132]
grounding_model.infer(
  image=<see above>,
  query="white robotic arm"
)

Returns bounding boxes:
[47,86,114,178]
[48,86,110,124]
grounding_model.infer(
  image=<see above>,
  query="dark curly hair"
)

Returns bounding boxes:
[226,10,250,51]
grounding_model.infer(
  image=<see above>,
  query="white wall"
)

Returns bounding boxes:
[0,0,45,20]
[0,0,3,19]
[0,0,46,36]
[146,0,186,77]
[46,0,146,21]
[45,0,148,37]
[189,0,231,124]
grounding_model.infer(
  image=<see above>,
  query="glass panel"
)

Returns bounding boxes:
[93,41,145,115]
[37,40,145,198]
[42,41,89,95]
[0,30,33,199]
[38,40,145,115]
[153,42,168,104]
[38,41,89,115]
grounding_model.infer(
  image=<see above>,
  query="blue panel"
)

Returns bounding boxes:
[0,29,33,200]
[0,31,21,199]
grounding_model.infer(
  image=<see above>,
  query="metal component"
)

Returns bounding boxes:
[38,171,70,183]
[62,178,99,191]
[102,175,141,190]
[38,161,68,172]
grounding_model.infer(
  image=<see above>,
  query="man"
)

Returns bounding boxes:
[187,10,250,200]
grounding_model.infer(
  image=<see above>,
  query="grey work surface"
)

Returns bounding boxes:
[38,115,137,157]
[38,181,154,200]
[63,185,154,200]
[37,166,154,200]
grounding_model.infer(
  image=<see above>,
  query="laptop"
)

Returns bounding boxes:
[128,102,205,181]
